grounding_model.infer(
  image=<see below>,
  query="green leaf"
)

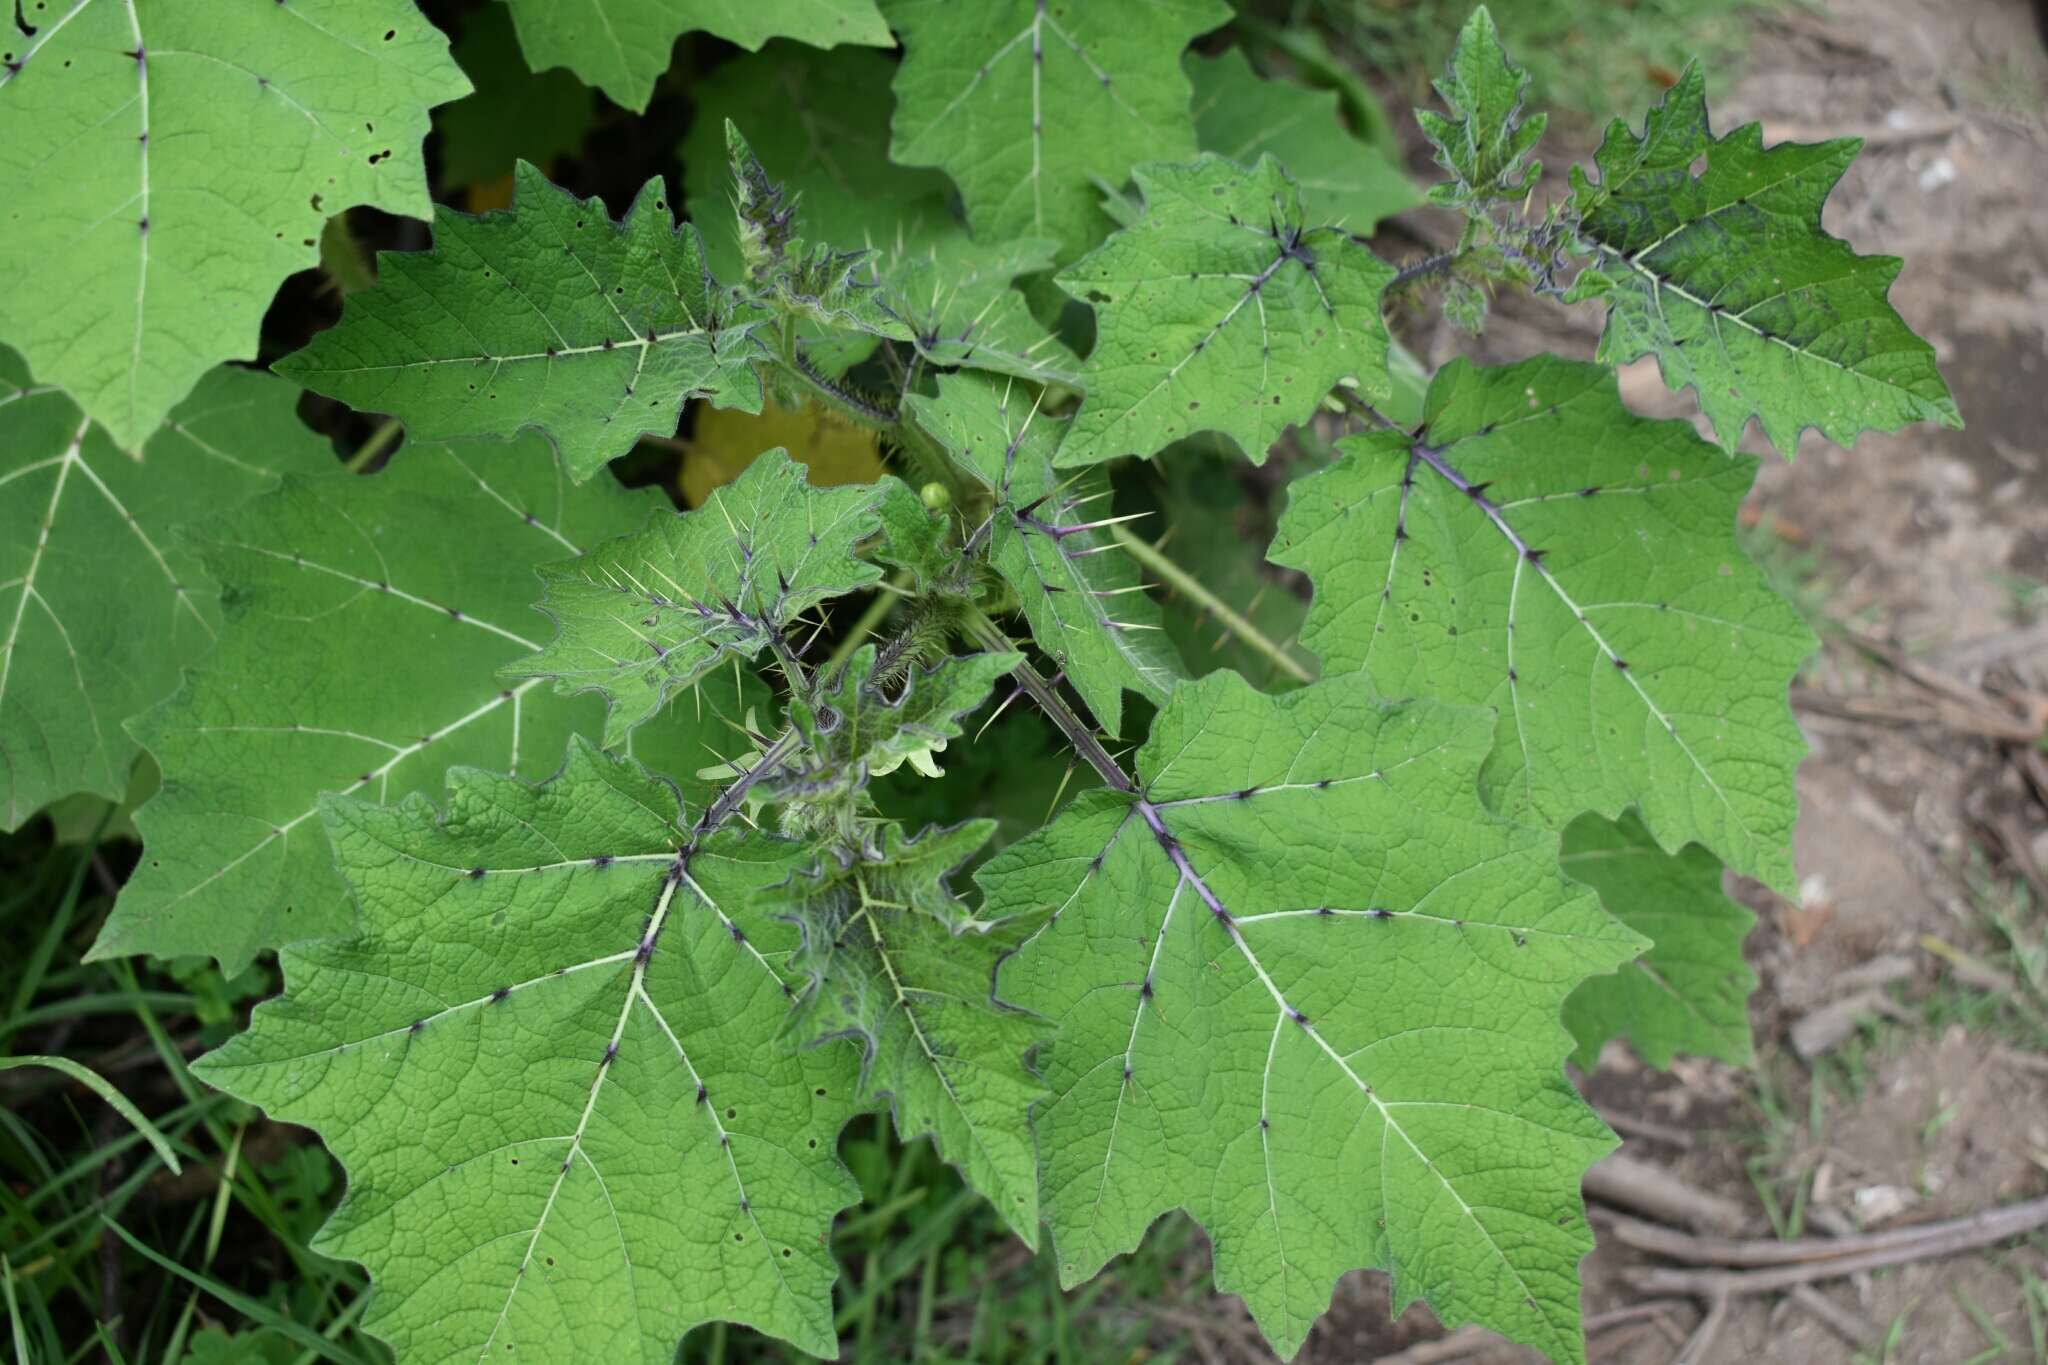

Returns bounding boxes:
[682,43,958,278]
[1187,48,1421,234]
[1565,63,1960,455]
[882,0,1230,256]
[980,670,1646,1361]
[788,647,1020,789]
[1270,356,1814,891]
[501,0,892,113]
[0,0,468,450]
[873,234,1079,390]
[908,373,1182,735]
[776,820,1048,1243]
[1054,156,1394,468]
[196,739,865,1361]
[277,162,764,484]
[511,450,906,744]
[90,434,664,972]
[436,2,597,192]
[1414,4,1546,207]
[1,352,331,830]
[1560,809,1757,1070]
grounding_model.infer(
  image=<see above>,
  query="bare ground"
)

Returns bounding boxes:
[1174,0,2048,1359]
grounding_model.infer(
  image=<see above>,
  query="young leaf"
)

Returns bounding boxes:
[908,373,1182,734]
[1054,156,1394,468]
[981,670,1646,1361]
[776,821,1049,1244]
[500,0,892,113]
[682,44,958,275]
[511,450,907,744]
[1560,809,1757,1070]
[1565,63,1959,456]
[1187,48,1421,235]
[882,0,1230,256]
[196,739,866,1361]
[1414,5,1546,207]
[1,351,331,830]
[786,647,1021,791]
[0,0,467,450]
[873,235,1079,390]
[90,435,661,972]
[1270,356,1814,891]
[277,163,763,484]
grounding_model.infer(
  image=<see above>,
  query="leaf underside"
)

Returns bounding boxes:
[91,435,673,972]
[1272,355,1814,892]
[277,162,763,484]
[1055,155,1394,468]
[0,0,468,449]
[0,350,332,830]
[882,0,1231,257]
[1566,63,1959,456]
[982,670,1646,1361]
[909,373,1183,736]
[1560,809,1757,1070]
[197,739,867,1363]
[502,0,892,112]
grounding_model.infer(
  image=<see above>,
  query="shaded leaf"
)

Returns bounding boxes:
[197,739,865,1360]
[1565,63,1959,455]
[436,2,597,192]
[1271,355,1814,891]
[1054,156,1393,468]
[982,670,1645,1360]
[0,0,467,449]
[278,163,764,484]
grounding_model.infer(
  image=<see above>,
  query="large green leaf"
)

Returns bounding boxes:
[501,0,892,113]
[1560,809,1756,1070]
[908,373,1181,735]
[1054,156,1393,468]
[512,450,907,745]
[277,162,764,484]
[882,0,1230,257]
[1,350,331,830]
[1565,63,1959,455]
[197,739,866,1361]
[1187,48,1420,234]
[1270,356,1814,891]
[0,0,467,450]
[981,670,1646,1361]
[776,820,1048,1244]
[90,435,666,972]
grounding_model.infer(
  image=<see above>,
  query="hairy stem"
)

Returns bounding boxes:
[961,606,1134,794]
[822,572,910,678]
[1107,525,1312,685]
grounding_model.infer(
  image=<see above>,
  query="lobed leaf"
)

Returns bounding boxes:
[277,162,764,484]
[1560,810,1757,1070]
[0,351,331,830]
[0,0,467,450]
[197,739,866,1361]
[982,670,1647,1361]
[1414,4,1545,207]
[1054,155,1394,468]
[511,450,907,745]
[90,435,670,972]
[1565,63,1959,456]
[776,820,1049,1244]
[500,0,892,113]
[882,0,1230,257]
[909,373,1182,735]
[1188,48,1421,235]
[1271,355,1814,891]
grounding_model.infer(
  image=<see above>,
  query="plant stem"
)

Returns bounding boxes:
[1107,525,1313,685]
[823,573,910,677]
[344,417,403,473]
[1383,249,1461,298]
[960,605,1133,793]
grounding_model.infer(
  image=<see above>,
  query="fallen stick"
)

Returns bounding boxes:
[1625,1195,2048,1296]
[1584,1153,1752,1235]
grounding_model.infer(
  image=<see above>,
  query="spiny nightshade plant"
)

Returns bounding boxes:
[0,3,1957,1361]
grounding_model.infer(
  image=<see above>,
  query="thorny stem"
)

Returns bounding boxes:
[961,605,1134,794]
[821,571,910,678]
[1107,525,1313,686]
[694,727,802,837]
[1382,249,1461,299]
[1333,386,1411,435]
